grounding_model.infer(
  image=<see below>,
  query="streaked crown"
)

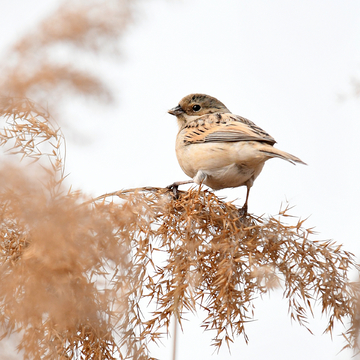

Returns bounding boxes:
[168,94,230,117]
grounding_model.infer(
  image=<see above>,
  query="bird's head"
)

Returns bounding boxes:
[168,94,230,126]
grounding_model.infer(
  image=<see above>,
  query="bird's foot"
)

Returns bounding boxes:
[238,204,248,217]
[167,183,180,199]
[166,180,193,199]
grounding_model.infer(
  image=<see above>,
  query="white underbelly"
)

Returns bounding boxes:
[175,142,266,190]
[200,163,258,189]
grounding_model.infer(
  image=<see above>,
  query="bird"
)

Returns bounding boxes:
[168,93,306,214]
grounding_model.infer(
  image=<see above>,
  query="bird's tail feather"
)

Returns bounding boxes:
[260,147,307,165]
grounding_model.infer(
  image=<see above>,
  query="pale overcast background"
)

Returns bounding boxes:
[1,1,360,359]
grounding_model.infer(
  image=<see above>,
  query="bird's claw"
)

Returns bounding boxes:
[238,204,248,218]
[166,180,193,199]
[166,183,180,199]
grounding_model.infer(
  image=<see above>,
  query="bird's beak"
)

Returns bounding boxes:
[168,105,184,116]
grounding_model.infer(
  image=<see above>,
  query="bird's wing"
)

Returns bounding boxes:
[182,113,276,145]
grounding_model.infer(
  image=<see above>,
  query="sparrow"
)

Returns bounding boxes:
[168,93,306,213]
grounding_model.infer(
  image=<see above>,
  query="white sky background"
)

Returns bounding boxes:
[1,0,360,359]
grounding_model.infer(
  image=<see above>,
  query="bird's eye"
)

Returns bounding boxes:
[192,104,201,112]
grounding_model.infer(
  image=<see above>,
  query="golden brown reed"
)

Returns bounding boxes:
[0,0,134,112]
[0,96,359,359]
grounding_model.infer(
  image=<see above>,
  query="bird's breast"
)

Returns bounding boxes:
[175,138,267,190]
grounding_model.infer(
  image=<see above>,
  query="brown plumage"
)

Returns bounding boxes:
[168,93,306,213]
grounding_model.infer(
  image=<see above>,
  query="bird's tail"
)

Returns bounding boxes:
[259,146,307,165]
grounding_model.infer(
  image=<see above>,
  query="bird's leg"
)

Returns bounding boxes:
[166,180,194,198]
[193,170,207,185]
[239,186,250,216]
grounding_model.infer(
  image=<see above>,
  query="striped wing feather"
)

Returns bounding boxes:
[183,114,276,145]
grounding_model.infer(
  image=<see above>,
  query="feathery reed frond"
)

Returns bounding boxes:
[92,187,360,353]
[0,96,359,359]
[0,0,135,111]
